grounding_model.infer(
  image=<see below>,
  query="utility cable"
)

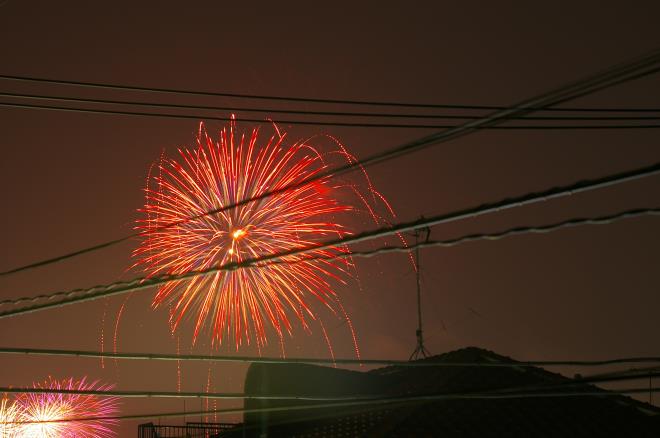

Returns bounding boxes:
[0,386,655,402]
[1,205,657,313]
[476,366,660,397]
[0,167,658,318]
[1,48,659,278]
[4,101,660,129]
[4,387,660,426]
[268,207,660,264]
[2,73,660,112]
[0,345,659,368]
[2,91,660,121]
[577,365,660,381]
[2,371,659,400]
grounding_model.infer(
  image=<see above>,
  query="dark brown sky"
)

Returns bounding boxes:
[1,1,660,435]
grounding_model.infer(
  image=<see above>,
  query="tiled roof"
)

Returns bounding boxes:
[228,347,660,437]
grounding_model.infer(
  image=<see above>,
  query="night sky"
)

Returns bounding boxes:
[1,2,660,436]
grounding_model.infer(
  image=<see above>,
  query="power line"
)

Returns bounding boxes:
[3,91,660,122]
[277,207,660,263]
[3,370,660,400]
[0,163,658,318]
[145,385,660,435]
[2,73,660,113]
[1,170,658,313]
[1,345,659,368]
[3,370,657,438]
[0,387,366,401]
[3,385,658,427]
[0,384,660,416]
[480,366,660,396]
[5,387,660,427]
[576,366,660,384]
[4,101,660,130]
[2,49,659,278]
[0,205,652,391]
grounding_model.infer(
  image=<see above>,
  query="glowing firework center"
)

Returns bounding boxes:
[228,228,247,256]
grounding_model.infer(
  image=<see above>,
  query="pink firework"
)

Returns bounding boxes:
[14,377,119,438]
[134,118,399,348]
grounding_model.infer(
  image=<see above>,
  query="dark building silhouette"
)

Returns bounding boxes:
[234,347,660,437]
[139,347,660,437]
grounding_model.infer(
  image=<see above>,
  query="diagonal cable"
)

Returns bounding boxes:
[0,344,659,368]
[3,91,660,121]
[5,386,659,426]
[1,49,660,278]
[0,170,658,319]
[2,371,660,400]
[4,100,660,129]
[2,73,660,112]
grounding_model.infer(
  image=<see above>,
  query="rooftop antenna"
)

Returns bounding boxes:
[409,225,431,361]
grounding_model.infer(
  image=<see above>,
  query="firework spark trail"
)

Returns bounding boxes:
[321,134,415,271]
[176,335,182,393]
[318,319,336,369]
[133,118,403,348]
[277,331,285,358]
[101,158,164,375]
[13,377,119,438]
[336,299,361,362]
[205,366,212,424]
[112,297,130,367]
[0,394,19,437]
[100,301,107,370]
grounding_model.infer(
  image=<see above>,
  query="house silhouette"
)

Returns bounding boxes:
[232,347,660,437]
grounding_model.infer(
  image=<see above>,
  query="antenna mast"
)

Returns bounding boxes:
[409,227,431,361]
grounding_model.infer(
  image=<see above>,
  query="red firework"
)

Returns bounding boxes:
[13,377,119,438]
[134,119,397,348]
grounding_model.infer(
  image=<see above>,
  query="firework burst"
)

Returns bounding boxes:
[0,394,19,437]
[134,118,399,348]
[14,377,119,438]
